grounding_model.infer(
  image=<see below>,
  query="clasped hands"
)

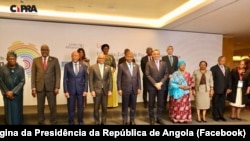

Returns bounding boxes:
[6,91,14,100]
[179,85,191,90]
[154,82,162,90]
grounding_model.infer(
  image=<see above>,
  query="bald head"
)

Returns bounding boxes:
[41,44,50,57]
[71,51,80,62]
[125,51,134,63]
[97,53,105,64]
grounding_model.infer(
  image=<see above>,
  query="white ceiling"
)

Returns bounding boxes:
[164,0,250,35]
[0,0,249,36]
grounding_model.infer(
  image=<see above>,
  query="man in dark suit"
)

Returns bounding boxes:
[210,56,231,121]
[118,48,135,64]
[117,51,141,125]
[63,51,88,125]
[31,44,61,125]
[145,49,168,125]
[89,53,112,125]
[162,45,178,110]
[140,47,153,108]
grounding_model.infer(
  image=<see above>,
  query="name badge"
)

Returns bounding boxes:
[238,80,243,88]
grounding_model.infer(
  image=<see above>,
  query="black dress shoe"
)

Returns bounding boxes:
[196,119,202,123]
[130,121,136,125]
[149,120,155,125]
[156,119,165,125]
[144,103,148,108]
[213,117,219,121]
[201,119,207,122]
[220,117,227,121]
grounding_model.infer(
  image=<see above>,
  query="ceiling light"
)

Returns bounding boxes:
[0,0,214,28]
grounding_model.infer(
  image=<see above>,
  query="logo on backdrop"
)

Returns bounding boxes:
[8,41,40,77]
[10,5,38,13]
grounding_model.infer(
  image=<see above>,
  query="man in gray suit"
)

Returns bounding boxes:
[146,49,169,125]
[117,51,141,125]
[31,44,61,125]
[162,45,179,110]
[89,53,112,125]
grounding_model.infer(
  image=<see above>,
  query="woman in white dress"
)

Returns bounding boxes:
[227,60,250,120]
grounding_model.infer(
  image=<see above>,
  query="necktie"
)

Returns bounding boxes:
[129,63,133,75]
[156,60,159,70]
[148,56,151,62]
[169,56,173,66]
[221,65,225,75]
[75,63,79,75]
[43,57,47,70]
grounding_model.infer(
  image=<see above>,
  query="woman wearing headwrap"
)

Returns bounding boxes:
[0,51,25,125]
[101,44,118,108]
[168,60,193,123]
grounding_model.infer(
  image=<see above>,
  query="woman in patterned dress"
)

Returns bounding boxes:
[168,60,193,123]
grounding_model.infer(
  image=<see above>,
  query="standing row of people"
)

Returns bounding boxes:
[1,44,250,125]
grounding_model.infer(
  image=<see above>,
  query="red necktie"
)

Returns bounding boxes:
[43,57,47,70]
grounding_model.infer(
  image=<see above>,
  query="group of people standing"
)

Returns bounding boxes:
[0,44,250,125]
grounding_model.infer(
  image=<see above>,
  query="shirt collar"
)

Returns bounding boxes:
[73,61,79,65]
[126,61,132,65]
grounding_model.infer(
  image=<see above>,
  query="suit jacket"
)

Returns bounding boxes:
[63,62,88,95]
[162,55,178,74]
[118,56,135,65]
[227,68,250,104]
[89,64,112,94]
[210,64,231,94]
[31,56,61,91]
[140,55,151,74]
[145,60,169,90]
[117,62,141,94]
[192,69,214,92]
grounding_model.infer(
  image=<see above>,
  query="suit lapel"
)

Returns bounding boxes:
[46,56,51,70]
[152,61,159,72]
[124,63,132,76]
[96,64,104,79]
[77,63,84,76]
[102,65,107,79]
[69,62,76,76]
[217,65,225,77]
[132,63,136,76]
[39,57,44,70]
